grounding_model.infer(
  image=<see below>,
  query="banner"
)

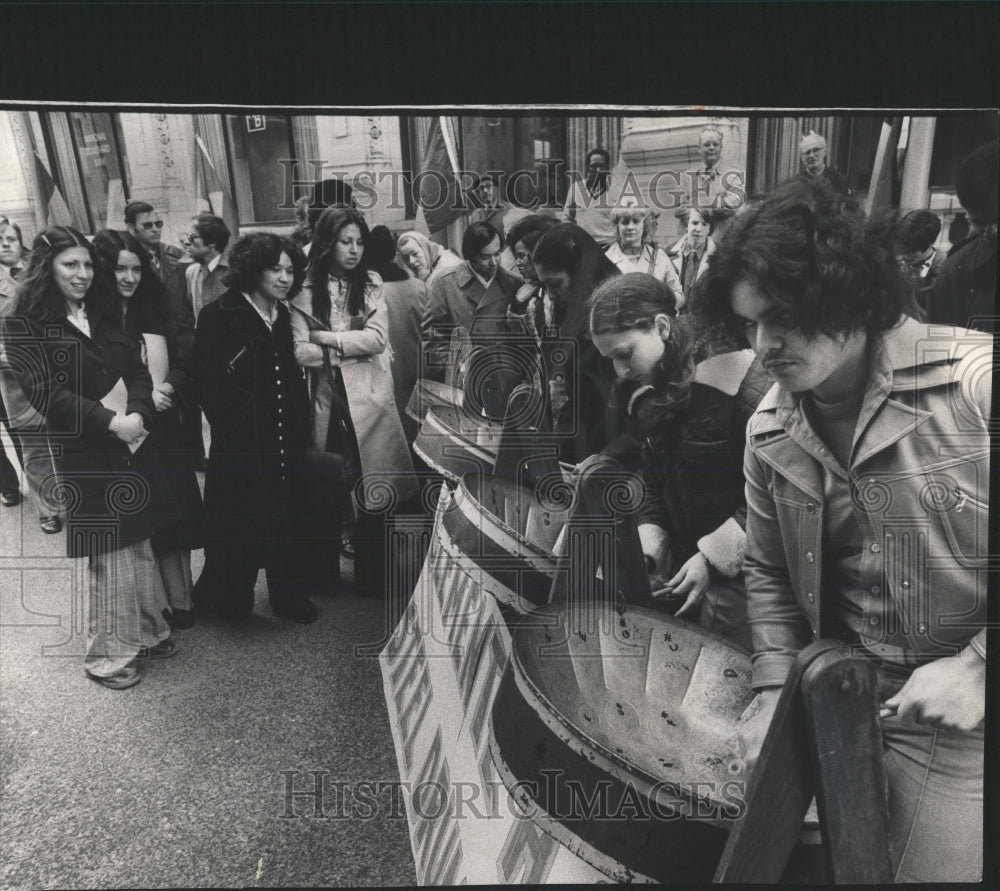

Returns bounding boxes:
[865,117,903,214]
[418,117,467,234]
[379,491,607,884]
[194,121,239,236]
[32,151,73,228]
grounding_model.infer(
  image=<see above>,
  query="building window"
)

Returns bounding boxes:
[225,114,321,225]
[32,112,130,233]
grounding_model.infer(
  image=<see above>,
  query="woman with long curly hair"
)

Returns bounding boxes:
[0,226,176,689]
[92,229,204,630]
[291,207,415,594]
[588,272,769,644]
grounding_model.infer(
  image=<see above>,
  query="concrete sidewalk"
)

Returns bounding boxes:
[0,503,416,888]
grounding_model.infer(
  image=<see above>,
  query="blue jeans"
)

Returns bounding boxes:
[878,668,983,882]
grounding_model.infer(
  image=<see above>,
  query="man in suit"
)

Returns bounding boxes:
[125,201,187,281]
[420,221,521,382]
[794,130,851,195]
[682,125,746,214]
[468,174,507,242]
[180,213,231,469]
[561,147,616,247]
[184,213,231,320]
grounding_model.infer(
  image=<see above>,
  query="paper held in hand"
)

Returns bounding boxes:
[100,377,149,454]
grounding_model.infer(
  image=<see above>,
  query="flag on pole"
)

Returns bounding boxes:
[32,151,73,228]
[418,117,467,234]
[865,117,904,215]
[194,121,239,236]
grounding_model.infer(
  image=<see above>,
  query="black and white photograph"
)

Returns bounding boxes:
[0,4,997,888]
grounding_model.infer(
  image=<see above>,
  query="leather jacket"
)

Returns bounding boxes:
[743,317,992,689]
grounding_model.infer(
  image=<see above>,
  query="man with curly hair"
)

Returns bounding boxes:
[696,180,990,882]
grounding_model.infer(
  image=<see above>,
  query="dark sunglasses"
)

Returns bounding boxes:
[140,220,164,230]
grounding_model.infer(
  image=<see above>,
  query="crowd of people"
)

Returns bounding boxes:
[0,133,993,882]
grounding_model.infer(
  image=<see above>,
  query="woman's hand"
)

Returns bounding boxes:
[881,646,986,731]
[152,387,173,412]
[109,413,146,444]
[665,551,712,617]
[310,329,344,353]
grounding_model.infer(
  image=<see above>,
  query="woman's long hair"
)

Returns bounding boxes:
[588,272,696,436]
[308,206,371,325]
[533,222,620,340]
[91,229,170,333]
[12,226,118,325]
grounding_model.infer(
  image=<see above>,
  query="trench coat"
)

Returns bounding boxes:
[0,308,173,557]
[420,262,522,381]
[290,273,417,507]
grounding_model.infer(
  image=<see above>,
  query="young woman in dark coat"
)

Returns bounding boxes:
[588,272,770,646]
[93,229,204,630]
[1,226,176,689]
[192,232,318,623]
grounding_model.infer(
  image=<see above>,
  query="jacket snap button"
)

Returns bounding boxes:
[806,502,816,513]
[870,585,880,594]
[870,543,881,554]
[918,624,927,634]
[805,551,815,563]
[869,617,879,626]
[901,580,911,589]
[806,591,814,602]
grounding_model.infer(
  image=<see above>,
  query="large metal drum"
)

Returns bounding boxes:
[413,404,503,482]
[491,602,756,883]
[438,471,571,613]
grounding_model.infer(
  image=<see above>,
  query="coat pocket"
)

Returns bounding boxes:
[857,450,989,568]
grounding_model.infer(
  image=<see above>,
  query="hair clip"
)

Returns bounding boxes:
[41,234,52,247]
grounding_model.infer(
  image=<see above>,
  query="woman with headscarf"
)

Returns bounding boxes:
[396,231,462,289]
[365,225,427,446]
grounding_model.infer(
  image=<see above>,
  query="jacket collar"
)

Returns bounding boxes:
[456,263,515,309]
[753,316,985,469]
[218,287,283,342]
[456,263,477,289]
